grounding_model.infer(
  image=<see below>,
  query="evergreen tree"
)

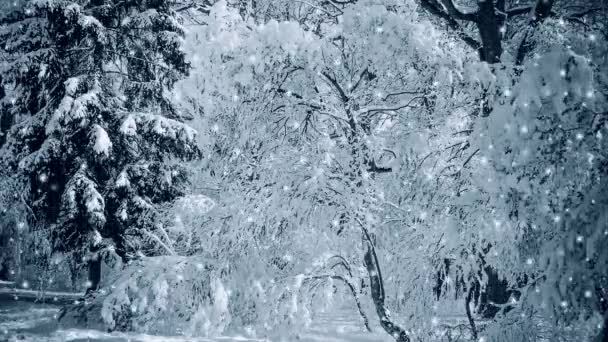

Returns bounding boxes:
[0,0,199,292]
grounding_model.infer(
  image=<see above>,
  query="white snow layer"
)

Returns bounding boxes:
[173,195,216,215]
[115,170,130,188]
[92,124,112,156]
[121,115,138,136]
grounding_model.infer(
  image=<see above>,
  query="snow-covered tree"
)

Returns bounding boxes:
[170,1,494,340]
[175,1,608,341]
[0,0,199,292]
[471,40,608,341]
[417,0,605,64]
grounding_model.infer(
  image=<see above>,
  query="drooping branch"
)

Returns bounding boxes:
[304,274,372,332]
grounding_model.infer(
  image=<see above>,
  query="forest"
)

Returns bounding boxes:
[0,0,607,341]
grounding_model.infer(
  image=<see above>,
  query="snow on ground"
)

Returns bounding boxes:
[0,301,60,335]
[0,301,393,342]
[301,312,392,342]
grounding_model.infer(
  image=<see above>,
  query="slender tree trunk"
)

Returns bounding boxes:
[327,57,409,341]
[86,249,101,294]
[359,221,410,342]
[0,76,11,148]
[475,0,502,63]
[465,286,478,340]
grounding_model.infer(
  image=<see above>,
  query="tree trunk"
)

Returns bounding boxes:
[475,0,502,63]
[86,251,101,294]
[359,222,410,342]
[0,76,11,148]
[465,286,478,340]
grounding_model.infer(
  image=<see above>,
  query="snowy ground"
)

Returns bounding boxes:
[0,301,393,342]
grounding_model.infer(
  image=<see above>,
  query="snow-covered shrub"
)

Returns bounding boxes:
[101,256,230,336]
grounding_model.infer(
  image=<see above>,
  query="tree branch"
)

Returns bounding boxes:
[357,96,426,117]
[304,274,371,332]
[350,67,370,93]
[321,71,349,103]
[462,148,480,168]
[142,230,175,256]
[382,90,423,101]
[438,0,478,22]
[505,6,533,17]
[418,0,482,53]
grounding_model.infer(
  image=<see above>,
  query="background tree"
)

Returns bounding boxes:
[0,0,199,292]
[417,0,605,64]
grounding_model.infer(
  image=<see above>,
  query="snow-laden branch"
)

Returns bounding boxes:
[505,6,533,17]
[381,90,423,101]
[293,0,340,17]
[438,0,478,22]
[356,96,426,117]
[142,230,176,256]
[303,274,371,332]
[321,71,349,104]
[350,66,370,93]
